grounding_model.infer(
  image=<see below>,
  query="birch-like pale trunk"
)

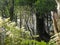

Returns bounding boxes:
[55,0,60,17]
[51,0,60,43]
[51,11,60,45]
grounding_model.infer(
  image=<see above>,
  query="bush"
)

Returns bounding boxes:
[0,17,48,45]
[20,40,47,45]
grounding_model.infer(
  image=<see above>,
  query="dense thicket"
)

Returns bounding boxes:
[0,0,57,42]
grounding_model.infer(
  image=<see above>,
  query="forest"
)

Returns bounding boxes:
[0,0,60,45]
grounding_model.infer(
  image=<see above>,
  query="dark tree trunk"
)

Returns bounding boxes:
[9,0,14,21]
[36,12,50,42]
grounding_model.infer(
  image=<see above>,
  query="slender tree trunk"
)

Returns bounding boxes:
[9,0,14,21]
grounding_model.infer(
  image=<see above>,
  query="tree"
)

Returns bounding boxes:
[0,0,57,42]
[35,0,56,42]
[8,0,14,21]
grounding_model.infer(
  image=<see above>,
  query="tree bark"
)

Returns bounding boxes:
[36,12,50,42]
[9,0,14,21]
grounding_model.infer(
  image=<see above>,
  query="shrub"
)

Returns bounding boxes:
[0,17,48,45]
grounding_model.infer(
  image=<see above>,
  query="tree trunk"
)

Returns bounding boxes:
[9,0,14,21]
[36,12,50,42]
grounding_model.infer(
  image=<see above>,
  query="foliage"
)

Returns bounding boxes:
[0,17,31,45]
[20,40,47,45]
[0,17,58,45]
[0,0,57,18]
[0,0,57,45]
[35,0,56,15]
[0,17,48,45]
